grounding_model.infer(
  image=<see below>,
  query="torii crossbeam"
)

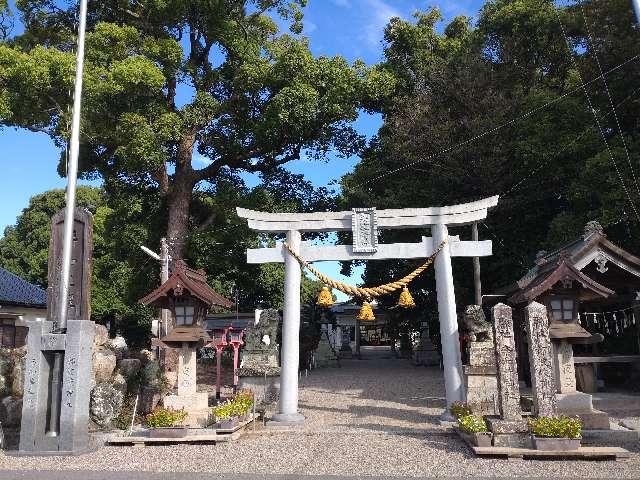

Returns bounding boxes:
[237,195,499,424]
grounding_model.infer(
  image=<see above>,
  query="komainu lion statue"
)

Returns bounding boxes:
[462,305,493,342]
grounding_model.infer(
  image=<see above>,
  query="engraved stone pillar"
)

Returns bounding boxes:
[493,304,522,420]
[525,302,557,417]
[177,343,197,396]
[554,340,577,394]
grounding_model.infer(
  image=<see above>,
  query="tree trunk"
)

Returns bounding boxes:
[166,134,196,263]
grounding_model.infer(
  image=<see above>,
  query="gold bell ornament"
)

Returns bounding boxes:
[397,287,416,308]
[357,301,375,321]
[316,286,334,307]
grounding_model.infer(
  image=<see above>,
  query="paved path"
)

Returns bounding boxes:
[1,351,639,478]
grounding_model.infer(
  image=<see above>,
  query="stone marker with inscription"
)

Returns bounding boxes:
[485,303,528,447]
[17,208,96,455]
[525,302,557,417]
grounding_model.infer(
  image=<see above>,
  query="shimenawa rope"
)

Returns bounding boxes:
[282,239,448,300]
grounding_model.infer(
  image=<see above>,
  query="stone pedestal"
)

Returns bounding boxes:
[463,340,498,415]
[18,320,95,455]
[315,330,339,368]
[237,374,280,405]
[162,343,208,427]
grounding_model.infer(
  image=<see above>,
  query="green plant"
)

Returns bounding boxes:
[458,414,488,434]
[450,401,472,419]
[213,401,235,421]
[144,407,187,428]
[528,416,582,439]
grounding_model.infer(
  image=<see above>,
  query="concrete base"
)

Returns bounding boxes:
[485,417,528,434]
[572,410,611,430]
[267,412,305,426]
[582,427,639,444]
[439,411,457,425]
[164,392,209,427]
[238,375,280,405]
[492,433,531,448]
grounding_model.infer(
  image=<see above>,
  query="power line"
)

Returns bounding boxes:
[349,53,640,191]
[578,1,640,200]
[552,3,640,222]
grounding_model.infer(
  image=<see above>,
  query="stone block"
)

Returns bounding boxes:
[163,392,209,427]
[525,302,557,417]
[0,396,22,427]
[93,347,117,383]
[486,416,528,434]
[238,375,280,405]
[90,383,124,428]
[117,358,142,379]
[556,392,593,412]
[93,324,109,347]
[468,341,496,367]
[464,372,498,415]
[492,304,523,421]
[492,433,532,448]
[573,410,611,430]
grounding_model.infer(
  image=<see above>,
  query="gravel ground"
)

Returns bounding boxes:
[1,348,640,478]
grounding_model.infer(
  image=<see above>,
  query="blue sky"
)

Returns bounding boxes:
[0,0,483,296]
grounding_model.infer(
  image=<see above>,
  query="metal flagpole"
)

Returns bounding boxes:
[56,0,88,332]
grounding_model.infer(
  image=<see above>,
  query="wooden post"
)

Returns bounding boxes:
[215,346,223,399]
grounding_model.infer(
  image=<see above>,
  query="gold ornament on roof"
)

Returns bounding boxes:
[316,286,334,307]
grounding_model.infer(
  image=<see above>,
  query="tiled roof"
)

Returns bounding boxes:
[0,267,47,307]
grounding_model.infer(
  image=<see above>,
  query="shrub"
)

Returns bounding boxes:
[458,414,488,434]
[528,416,582,439]
[144,407,187,428]
[450,401,472,419]
[213,391,255,421]
[213,401,234,421]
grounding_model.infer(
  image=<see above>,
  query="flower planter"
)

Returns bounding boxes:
[532,436,581,451]
[460,430,492,447]
[148,427,189,438]
[216,418,239,430]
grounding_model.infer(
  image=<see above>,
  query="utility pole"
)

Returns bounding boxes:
[141,238,170,336]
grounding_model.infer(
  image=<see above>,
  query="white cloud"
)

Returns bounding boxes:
[304,19,318,34]
[360,0,402,47]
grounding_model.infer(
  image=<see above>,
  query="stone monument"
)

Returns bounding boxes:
[314,328,339,368]
[462,306,498,415]
[413,322,440,366]
[485,303,528,447]
[237,309,281,404]
[524,302,557,417]
[18,208,96,455]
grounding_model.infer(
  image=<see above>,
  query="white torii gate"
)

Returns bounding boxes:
[237,195,499,424]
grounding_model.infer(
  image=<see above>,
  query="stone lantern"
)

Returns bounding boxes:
[140,260,233,426]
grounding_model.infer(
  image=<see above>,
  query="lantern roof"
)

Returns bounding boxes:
[139,260,233,310]
[159,325,211,347]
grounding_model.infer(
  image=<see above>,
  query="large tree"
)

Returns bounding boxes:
[0,0,389,261]
[342,0,640,306]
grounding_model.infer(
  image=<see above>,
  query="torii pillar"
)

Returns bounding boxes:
[237,196,499,425]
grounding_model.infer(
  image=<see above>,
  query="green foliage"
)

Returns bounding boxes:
[458,414,488,433]
[342,0,640,311]
[528,416,582,439]
[450,401,473,419]
[213,391,255,421]
[144,407,188,428]
[0,0,373,264]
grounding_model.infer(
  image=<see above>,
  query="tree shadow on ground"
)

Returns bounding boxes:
[299,401,444,426]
